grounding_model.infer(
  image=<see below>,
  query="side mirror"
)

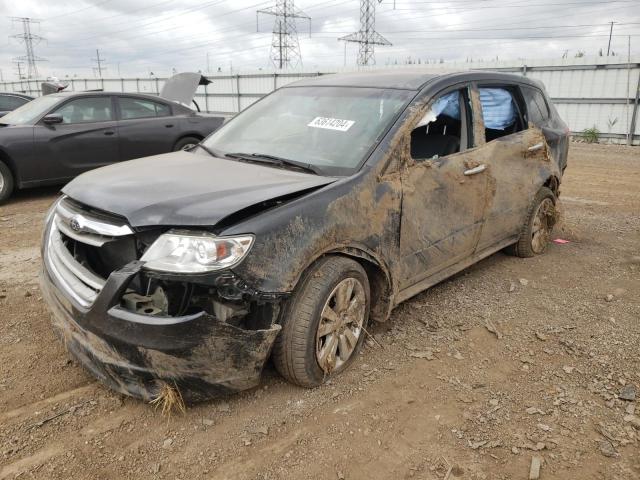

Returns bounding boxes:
[43,114,63,125]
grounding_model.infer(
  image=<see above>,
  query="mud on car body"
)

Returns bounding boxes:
[40,70,569,402]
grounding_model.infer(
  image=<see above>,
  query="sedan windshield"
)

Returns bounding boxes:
[0,95,62,125]
[202,86,413,176]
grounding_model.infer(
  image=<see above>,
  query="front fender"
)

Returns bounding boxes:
[224,168,402,295]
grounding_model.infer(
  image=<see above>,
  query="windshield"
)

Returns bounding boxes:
[0,95,62,125]
[202,86,413,176]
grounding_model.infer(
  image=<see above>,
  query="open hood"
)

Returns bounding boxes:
[62,151,336,228]
[159,72,210,107]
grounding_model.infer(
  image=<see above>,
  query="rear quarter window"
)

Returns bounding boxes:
[119,97,171,120]
[521,86,550,126]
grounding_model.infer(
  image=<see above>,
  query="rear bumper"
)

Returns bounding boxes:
[40,260,281,402]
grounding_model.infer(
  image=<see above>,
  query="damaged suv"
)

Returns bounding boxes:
[40,71,569,402]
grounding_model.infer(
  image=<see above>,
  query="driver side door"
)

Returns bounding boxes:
[397,85,489,292]
[31,95,119,183]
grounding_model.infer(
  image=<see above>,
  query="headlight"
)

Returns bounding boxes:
[141,231,254,273]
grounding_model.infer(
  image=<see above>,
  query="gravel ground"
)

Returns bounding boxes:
[0,142,638,480]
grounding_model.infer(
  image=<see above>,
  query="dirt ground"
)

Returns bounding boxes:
[0,142,639,480]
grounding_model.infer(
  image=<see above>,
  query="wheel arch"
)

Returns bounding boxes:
[543,175,560,197]
[292,244,395,323]
[173,133,203,149]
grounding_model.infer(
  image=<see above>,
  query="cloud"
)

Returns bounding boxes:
[1,0,638,80]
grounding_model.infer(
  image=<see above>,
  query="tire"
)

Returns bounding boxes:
[173,136,201,151]
[0,161,15,204]
[272,256,371,388]
[505,187,557,258]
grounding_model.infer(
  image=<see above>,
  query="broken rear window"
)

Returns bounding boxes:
[202,86,413,176]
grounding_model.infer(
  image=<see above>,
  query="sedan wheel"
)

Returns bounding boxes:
[316,277,366,373]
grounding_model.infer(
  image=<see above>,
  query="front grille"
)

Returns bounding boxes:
[45,197,135,308]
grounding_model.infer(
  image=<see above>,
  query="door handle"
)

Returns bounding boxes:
[165,124,174,128]
[104,131,115,136]
[464,164,486,176]
[527,142,544,152]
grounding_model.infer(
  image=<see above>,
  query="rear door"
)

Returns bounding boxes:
[398,84,489,290]
[32,95,119,181]
[521,85,569,172]
[116,96,176,160]
[473,83,550,251]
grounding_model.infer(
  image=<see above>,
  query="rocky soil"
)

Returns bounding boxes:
[0,142,638,479]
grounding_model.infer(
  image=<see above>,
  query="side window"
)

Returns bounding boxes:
[479,87,524,141]
[0,96,29,111]
[52,97,113,124]
[521,86,550,126]
[119,97,171,120]
[410,89,469,161]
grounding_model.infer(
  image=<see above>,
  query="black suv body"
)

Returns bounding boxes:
[40,71,569,401]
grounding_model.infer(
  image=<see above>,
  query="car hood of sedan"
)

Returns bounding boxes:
[62,151,336,228]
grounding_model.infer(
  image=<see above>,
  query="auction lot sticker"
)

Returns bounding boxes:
[308,116,355,132]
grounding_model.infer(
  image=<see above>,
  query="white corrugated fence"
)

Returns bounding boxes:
[2,56,639,145]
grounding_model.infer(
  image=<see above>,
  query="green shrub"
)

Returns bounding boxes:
[582,126,600,143]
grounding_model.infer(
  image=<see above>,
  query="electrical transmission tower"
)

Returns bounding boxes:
[257,1,311,69]
[9,17,46,78]
[339,0,391,66]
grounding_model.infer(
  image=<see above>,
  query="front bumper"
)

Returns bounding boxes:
[40,260,281,402]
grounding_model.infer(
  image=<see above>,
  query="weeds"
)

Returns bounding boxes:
[149,381,186,417]
[582,126,600,143]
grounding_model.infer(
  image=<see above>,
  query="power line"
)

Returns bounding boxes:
[9,17,46,79]
[44,0,114,21]
[339,0,391,66]
[257,0,311,69]
[321,22,640,35]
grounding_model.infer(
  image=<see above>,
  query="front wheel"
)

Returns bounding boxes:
[506,187,557,258]
[0,161,15,204]
[272,256,370,388]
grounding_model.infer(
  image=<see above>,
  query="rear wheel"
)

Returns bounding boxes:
[506,187,556,258]
[173,136,201,151]
[0,161,14,204]
[272,256,370,387]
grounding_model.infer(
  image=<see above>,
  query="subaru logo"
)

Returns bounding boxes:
[69,217,82,232]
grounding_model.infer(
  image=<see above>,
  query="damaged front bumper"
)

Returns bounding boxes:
[40,260,281,402]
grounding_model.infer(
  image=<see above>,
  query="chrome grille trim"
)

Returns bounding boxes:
[46,221,106,308]
[45,197,135,308]
[56,196,133,243]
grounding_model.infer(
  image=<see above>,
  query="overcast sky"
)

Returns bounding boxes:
[1,0,639,80]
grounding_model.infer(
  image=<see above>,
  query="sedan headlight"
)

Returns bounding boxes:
[141,231,254,273]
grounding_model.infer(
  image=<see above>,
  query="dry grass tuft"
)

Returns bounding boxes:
[149,382,186,417]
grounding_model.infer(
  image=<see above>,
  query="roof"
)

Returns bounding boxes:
[286,69,544,91]
[48,91,169,101]
[0,92,34,99]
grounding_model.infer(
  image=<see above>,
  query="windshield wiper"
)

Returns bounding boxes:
[225,152,321,175]
[188,143,219,157]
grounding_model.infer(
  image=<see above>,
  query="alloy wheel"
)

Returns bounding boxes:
[531,198,554,254]
[316,277,366,373]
